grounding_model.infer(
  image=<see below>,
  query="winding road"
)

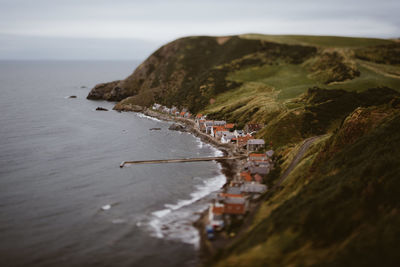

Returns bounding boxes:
[275,136,320,187]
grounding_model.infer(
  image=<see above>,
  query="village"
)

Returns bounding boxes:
[151,103,275,240]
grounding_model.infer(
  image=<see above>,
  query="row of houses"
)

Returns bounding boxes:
[150,104,276,238]
[194,115,266,151]
[207,150,274,235]
[152,105,266,152]
[152,103,192,119]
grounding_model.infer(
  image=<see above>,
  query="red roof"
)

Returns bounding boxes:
[237,135,254,145]
[219,193,243,198]
[240,171,252,182]
[180,111,185,116]
[212,206,224,215]
[196,114,203,118]
[225,123,235,129]
[249,153,265,157]
[224,203,246,215]
[213,126,227,132]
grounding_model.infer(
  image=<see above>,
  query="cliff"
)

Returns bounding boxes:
[212,102,400,267]
[87,34,400,266]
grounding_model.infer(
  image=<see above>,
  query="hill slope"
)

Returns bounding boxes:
[87,34,400,147]
[88,34,400,266]
[212,102,400,267]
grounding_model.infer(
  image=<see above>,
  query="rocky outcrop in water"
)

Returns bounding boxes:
[87,80,126,101]
[168,123,186,132]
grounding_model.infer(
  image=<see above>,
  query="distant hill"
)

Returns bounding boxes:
[88,34,400,266]
[88,34,399,146]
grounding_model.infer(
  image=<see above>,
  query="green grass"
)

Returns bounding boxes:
[214,109,400,267]
[202,81,283,125]
[227,63,317,100]
[327,65,400,91]
[227,61,400,102]
[240,34,395,48]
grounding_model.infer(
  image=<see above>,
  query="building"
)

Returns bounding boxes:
[211,126,227,138]
[197,119,205,130]
[225,123,235,131]
[240,182,267,193]
[247,139,265,151]
[244,123,264,134]
[234,130,245,137]
[226,186,241,195]
[249,153,268,161]
[249,166,270,175]
[202,121,214,134]
[240,171,252,182]
[195,114,204,124]
[208,203,225,230]
[213,121,227,126]
[235,134,254,148]
[223,197,247,215]
[221,132,236,143]
[254,173,263,183]
[170,106,178,114]
[152,103,161,110]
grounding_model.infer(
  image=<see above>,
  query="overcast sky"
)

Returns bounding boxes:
[0,0,399,60]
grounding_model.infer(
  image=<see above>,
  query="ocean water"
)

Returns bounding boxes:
[0,61,225,267]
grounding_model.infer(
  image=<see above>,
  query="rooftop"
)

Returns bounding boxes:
[248,139,265,145]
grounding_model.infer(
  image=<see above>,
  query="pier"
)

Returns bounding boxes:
[120,156,244,168]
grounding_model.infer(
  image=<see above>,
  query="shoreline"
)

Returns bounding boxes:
[142,108,245,181]
[140,108,246,259]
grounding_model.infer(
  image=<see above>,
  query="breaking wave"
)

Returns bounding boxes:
[135,113,162,122]
[145,171,225,247]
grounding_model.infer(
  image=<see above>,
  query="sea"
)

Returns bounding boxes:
[0,61,225,267]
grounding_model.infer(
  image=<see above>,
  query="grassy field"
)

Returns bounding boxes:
[240,34,395,48]
[202,50,400,132]
[227,60,400,100]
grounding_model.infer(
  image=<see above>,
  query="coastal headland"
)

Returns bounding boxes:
[88,34,400,266]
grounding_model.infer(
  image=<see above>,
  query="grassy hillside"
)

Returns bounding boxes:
[212,104,400,267]
[240,34,394,48]
[87,34,400,266]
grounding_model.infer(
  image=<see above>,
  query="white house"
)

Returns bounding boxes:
[203,121,214,134]
[221,132,236,143]
[152,103,161,110]
[208,203,225,230]
[234,130,245,138]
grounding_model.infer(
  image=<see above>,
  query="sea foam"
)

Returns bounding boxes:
[146,172,226,247]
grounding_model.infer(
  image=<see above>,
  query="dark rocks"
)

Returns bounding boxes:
[80,86,87,89]
[150,128,161,131]
[168,123,186,132]
[68,95,77,98]
[96,107,108,111]
[113,101,144,112]
[87,80,121,100]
